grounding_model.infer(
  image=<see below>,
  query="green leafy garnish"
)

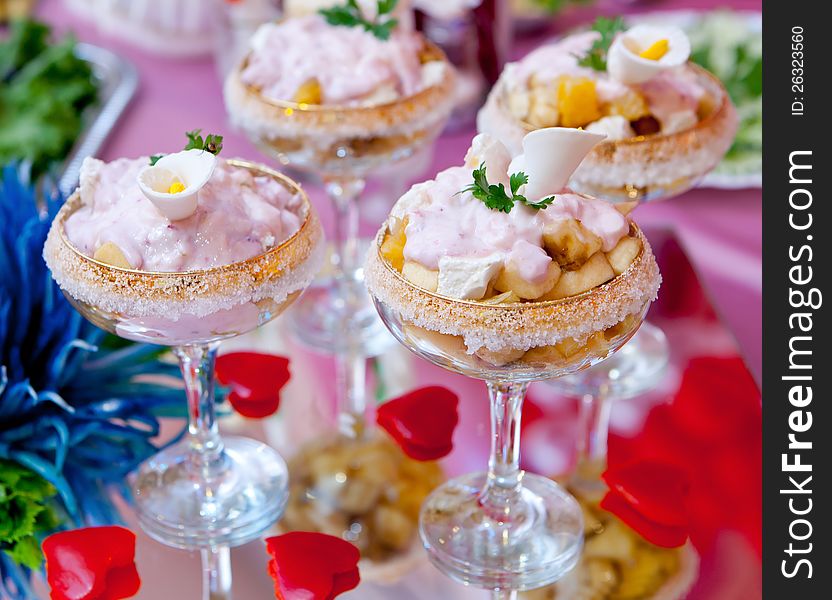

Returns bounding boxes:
[148,130,224,165]
[0,459,60,569]
[0,18,99,178]
[577,16,626,71]
[320,0,399,41]
[530,0,594,16]
[461,163,555,214]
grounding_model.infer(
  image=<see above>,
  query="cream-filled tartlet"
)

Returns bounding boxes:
[44,138,324,346]
[224,0,455,174]
[365,128,661,373]
[478,18,737,200]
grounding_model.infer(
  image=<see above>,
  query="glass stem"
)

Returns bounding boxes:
[480,381,527,518]
[325,176,369,440]
[574,383,612,492]
[175,344,224,473]
[201,546,232,600]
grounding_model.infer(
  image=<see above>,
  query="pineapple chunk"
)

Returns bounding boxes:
[606,236,642,275]
[401,260,439,292]
[604,314,637,341]
[557,77,602,128]
[555,336,587,359]
[293,77,322,104]
[527,83,560,128]
[93,242,132,269]
[542,252,615,300]
[521,344,565,365]
[542,219,603,268]
[494,261,561,300]
[476,346,526,367]
[380,216,408,272]
[603,88,650,121]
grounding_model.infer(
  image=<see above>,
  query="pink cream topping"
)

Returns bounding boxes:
[400,165,628,285]
[64,157,304,272]
[502,31,704,108]
[240,15,427,106]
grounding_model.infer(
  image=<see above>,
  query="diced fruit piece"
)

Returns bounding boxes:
[402,261,439,292]
[381,217,408,272]
[373,506,414,551]
[475,346,526,367]
[606,236,642,275]
[542,252,615,300]
[555,336,586,359]
[615,201,638,216]
[557,77,602,128]
[93,242,132,269]
[403,323,468,361]
[493,261,561,300]
[481,290,521,305]
[542,219,603,268]
[604,314,637,341]
[293,77,322,104]
[521,344,565,365]
[639,39,669,60]
[506,89,531,121]
[527,83,560,128]
[604,88,650,121]
[631,115,661,136]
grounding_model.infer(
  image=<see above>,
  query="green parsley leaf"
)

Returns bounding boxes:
[0,460,60,570]
[149,130,224,165]
[460,163,555,214]
[576,16,626,72]
[320,0,399,41]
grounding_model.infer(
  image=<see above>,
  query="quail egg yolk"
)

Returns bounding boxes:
[167,181,186,194]
[639,39,669,61]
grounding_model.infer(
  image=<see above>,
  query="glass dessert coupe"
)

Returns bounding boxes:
[224,11,457,575]
[365,129,662,597]
[43,157,324,599]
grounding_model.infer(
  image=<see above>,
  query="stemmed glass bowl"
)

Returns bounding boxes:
[43,160,325,599]
[365,220,661,595]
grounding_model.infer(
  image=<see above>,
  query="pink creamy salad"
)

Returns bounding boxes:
[240,15,427,106]
[64,157,305,272]
[396,165,629,288]
[501,31,704,125]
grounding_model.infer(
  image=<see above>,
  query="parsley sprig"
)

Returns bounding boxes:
[320,0,399,41]
[577,16,626,71]
[149,129,224,166]
[461,164,556,214]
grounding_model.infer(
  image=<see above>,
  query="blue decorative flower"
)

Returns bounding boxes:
[0,166,186,598]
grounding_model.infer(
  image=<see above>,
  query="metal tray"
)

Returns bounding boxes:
[58,42,138,194]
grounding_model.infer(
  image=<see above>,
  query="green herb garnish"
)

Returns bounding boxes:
[0,19,99,178]
[0,460,60,569]
[461,163,555,214]
[320,0,399,41]
[148,130,224,165]
[577,16,626,71]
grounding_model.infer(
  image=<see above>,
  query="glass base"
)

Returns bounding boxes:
[419,472,583,591]
[287,271,396,357]
[132,436,289,550]
[549,322,670,399]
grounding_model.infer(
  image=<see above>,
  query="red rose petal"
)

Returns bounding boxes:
[602,461,690,527]
[216,352,291,418]
[265,532,360,600]
[43,526,140,600]
[377,386,459,461]
[600,492,690,548]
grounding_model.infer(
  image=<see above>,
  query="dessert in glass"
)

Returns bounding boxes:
[224,0,456,355]
[477,19,738,203]
[43,143,325,599]
[365,128,662,596]
[224,2,457,574]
